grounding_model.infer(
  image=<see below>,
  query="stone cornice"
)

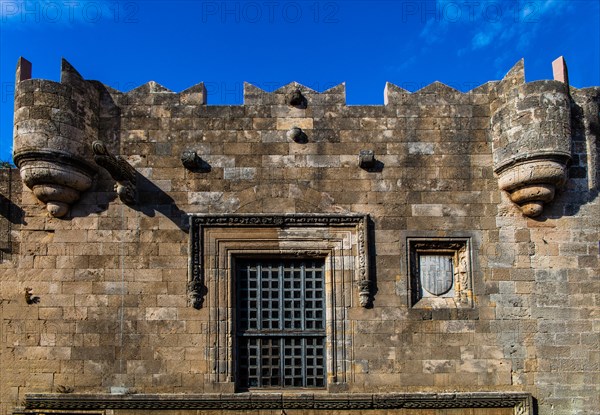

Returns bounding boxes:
[20,392,532,413]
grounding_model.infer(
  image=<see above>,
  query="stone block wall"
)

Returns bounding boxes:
[0,57,598,415]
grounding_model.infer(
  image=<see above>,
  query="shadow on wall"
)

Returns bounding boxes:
[0,168,26,226]
[366,215,378,307]
[0,169,25,261]
[134,172,188,232]
[569,93,600,206]
[68,83,188,232]
[0,190,26,225]
[546,90,600,220]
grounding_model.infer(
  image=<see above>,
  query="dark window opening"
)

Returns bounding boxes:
[236,258,326,389]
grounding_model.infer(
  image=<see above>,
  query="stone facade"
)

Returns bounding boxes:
[0,56,598,415]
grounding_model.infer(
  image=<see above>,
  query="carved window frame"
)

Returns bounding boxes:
[407,237,473,308]
[188,213,371,392]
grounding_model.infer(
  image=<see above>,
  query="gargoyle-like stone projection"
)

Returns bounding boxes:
[92,141,137,205]
[491,58,572,217]
[287,88,307,108]
[12,58,98,217]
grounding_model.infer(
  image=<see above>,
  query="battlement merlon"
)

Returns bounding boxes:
[15,56,31,83]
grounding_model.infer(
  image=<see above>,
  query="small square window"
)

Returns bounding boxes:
[408,238,473,308]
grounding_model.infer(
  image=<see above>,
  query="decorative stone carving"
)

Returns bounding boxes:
[13,58,98,218]
[92,141,137,205]
[20,392,533,413]
[14,152,96,218]
[189,214,372,309]
[357,280,371,307]
[186,279,205,310]
[55,385,74,394]
[420,255,453,296]
[491,59,572,217]
[496,158,568,217]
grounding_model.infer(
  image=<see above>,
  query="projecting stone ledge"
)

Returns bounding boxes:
[18,392,533,413]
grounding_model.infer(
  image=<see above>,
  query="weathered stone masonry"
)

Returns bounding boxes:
[0,56,598,415]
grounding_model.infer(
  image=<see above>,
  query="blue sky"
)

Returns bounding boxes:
[1,0,599,162]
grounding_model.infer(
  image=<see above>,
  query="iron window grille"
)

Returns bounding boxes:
[236,258,326,389]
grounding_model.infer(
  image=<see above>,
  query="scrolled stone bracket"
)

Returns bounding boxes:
[92,141,137,205]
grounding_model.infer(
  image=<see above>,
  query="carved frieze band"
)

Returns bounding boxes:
[22,392,533,413]
[188,213,371,309]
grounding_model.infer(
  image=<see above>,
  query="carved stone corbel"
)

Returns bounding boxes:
[495,157,569,217]
[187,280,205,310]
[92,141,137,205]
[357,280,372,307]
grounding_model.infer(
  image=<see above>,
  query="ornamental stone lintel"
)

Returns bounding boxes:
[188,213,372,309]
